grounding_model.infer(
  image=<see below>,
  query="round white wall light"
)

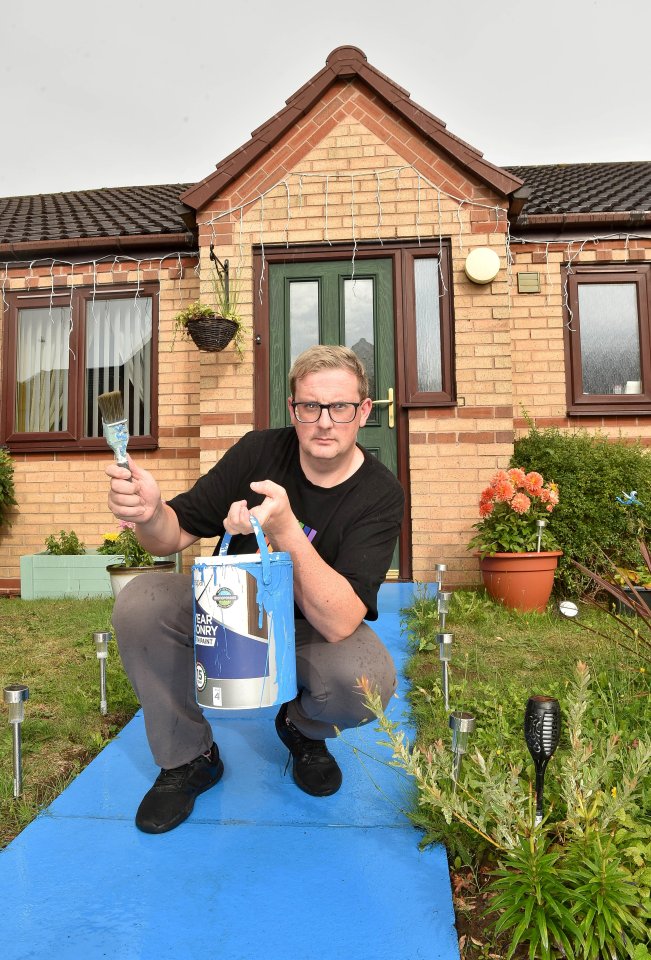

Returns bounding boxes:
[464,247,501,284]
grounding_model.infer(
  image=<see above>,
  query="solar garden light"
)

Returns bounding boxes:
[535,518,547,552]
[558,600,579,620]
[437,591,452,630]
[3,684,29,797]
[449,711,475,783]
[434,563,447,592]
[94,631,111,716]
[524,695,561,825]
[438,632,453,710]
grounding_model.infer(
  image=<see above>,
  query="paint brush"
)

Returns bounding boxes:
[98,391,130,472]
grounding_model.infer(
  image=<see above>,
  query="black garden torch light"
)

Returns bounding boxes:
[524,695,560,825]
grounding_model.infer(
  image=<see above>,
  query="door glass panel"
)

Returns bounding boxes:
[289,280,319,365]
[15,306,70,432]
[414,258,442,392]
[578,283,641,394]
[343,277,375,399]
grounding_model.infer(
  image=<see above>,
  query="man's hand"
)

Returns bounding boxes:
[106,456,164,526]
[105,455,196,556]
[223,480,295,544]
[223,480,366,642]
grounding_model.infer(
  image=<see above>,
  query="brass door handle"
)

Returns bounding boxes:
[372,387,395,428]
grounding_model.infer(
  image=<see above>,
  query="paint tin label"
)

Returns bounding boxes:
[192,553,296,710]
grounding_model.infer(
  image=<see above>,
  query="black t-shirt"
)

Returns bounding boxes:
[167,427,405,621]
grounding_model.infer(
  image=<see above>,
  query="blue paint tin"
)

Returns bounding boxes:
[192,517,296,709]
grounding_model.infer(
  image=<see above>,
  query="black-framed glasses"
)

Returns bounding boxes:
[290,401,361,423]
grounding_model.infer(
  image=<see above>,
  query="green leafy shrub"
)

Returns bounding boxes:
[44,530,86,555]
[512,423,651,595]
[0,446,17,530]
[363,662,651,959]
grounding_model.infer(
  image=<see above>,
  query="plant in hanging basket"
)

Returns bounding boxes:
[172,266,245,357]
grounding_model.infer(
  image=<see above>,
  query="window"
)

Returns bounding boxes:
[564,266,651,414]
[1,284,158,451]
[402,243,455,405]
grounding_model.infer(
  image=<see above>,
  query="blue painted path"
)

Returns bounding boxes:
[0,583,459,960]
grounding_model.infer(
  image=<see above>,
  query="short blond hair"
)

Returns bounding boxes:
[288,345,369,400]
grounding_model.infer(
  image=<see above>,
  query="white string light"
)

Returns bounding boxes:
[284,180,291,248]
[510,231,651,332]
[350,174,357,279]
[456,202,466,254]
[1,263,8,309]
[324,174,330,245]
[375,171,383,244]
[199,165,510,230]
[258,192,266,304]
[436,188,448,297]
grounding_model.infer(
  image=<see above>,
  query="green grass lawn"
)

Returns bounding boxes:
[404,588,650,755]
[0,597,138,848]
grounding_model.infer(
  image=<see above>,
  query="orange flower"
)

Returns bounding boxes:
[479,501,494,517]
[508,468,527,486]
[524,471,544,495]
[511,492,531,514]
[494,479,516,502]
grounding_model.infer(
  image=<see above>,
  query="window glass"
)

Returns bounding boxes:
[289,280,319,364]
[344,277,375,398]
[578,283,641,395]
[414,258,442,392]
[15,306,70,432]
[85,297,152,436]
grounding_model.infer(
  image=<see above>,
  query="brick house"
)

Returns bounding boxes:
[1,45,651,595]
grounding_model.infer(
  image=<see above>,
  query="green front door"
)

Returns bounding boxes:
[269,258,399,571]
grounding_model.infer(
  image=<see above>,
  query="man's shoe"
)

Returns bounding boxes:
[275,702,342,797]
[135,742,224,834]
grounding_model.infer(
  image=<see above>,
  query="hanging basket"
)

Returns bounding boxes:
[185,315,238,353]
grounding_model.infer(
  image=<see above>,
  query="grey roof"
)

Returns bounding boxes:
[506,162,651,216]
[2,163,651,251]
[0,184,191,246]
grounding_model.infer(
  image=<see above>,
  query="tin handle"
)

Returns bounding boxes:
[218,516,273,585]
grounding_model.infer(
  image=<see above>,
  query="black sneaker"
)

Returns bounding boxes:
[275,702,342,797]
[135,742,224,834]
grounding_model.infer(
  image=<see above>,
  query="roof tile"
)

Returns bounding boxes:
[0,183,191,246]
[506,162,651,216]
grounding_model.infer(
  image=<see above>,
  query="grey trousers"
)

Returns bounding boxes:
[112,572,397,769]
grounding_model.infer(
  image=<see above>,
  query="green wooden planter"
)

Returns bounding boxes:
[20,551,182,599]
[20,551,118,599]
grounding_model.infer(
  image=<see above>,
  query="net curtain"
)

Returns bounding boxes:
[16,298,152,435]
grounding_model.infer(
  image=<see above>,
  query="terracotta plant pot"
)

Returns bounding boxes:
[479,551,563,613]
[107,560,176,599]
